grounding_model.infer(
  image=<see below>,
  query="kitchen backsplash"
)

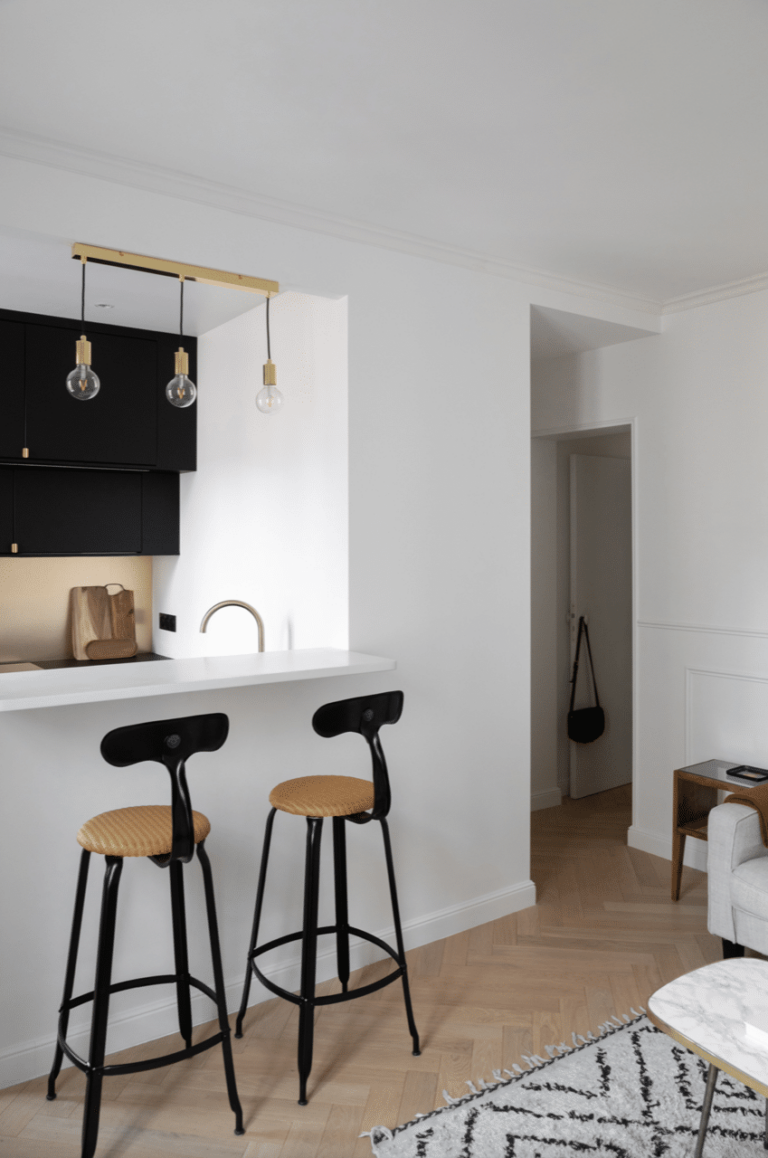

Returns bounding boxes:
[0,556,152,662]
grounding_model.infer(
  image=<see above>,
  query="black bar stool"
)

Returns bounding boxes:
[235,690,420,1105]
[47,713,244,1158]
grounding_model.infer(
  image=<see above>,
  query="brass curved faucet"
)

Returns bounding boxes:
[199,601,265,652]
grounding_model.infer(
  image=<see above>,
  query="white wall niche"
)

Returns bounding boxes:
[154,290,349,659]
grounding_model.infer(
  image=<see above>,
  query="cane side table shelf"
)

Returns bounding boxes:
[672,759,744,901]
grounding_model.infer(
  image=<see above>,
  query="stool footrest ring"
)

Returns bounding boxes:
[57,973,226,1077]
[247,924,407,1007]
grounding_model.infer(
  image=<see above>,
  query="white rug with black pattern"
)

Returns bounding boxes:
[365,1014,767,1157]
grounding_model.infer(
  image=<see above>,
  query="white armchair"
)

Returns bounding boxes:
[708,801,768,957]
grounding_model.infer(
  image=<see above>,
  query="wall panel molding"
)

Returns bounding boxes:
[639,620,768,641]
[685,666,768,767]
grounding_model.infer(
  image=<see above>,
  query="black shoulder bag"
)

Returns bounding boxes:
[568,616,605,743]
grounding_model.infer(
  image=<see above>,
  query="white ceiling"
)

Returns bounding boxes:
[0,0,767,307]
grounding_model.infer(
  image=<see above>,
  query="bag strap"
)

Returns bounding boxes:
[569,617,584,714]
[569,616,601,711]
[581,619,601,708]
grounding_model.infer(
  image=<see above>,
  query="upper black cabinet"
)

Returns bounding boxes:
[0,319,25,460]
[0,467,179,556]
[0,308,196,472]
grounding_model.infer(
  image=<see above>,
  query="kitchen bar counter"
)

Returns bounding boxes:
[0,649,396,712]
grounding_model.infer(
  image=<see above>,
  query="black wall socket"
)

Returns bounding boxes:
[159,613,176,632]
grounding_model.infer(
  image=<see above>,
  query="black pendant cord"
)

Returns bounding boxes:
[81,260,86,332]
[266,295,271,360]
[179,278,185,339]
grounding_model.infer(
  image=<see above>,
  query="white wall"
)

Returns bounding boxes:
[0,154,537,1086]
[532,291,768,868]
[154,291,349,657]
[530,437,559,808]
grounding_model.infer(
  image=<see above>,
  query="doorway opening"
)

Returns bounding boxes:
[531,424,633,807]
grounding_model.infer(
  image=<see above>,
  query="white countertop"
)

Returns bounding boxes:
[0,649,396,712]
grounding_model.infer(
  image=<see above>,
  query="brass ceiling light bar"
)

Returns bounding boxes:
[71,244,279,297]
[71,244,280,410]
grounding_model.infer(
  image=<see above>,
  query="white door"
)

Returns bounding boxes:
[569,454,632,799]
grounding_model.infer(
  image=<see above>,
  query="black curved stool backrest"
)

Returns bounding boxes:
[101,713,229,866]
[312,690,403,821]
[236,689,419,1107]
[48,712,242,1158]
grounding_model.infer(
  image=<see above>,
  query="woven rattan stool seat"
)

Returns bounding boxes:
[77,805,211,858]
[269,775,374,817]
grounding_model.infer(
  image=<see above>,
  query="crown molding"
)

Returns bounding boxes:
[3,127,767,318]
[0,126,663,315]
[662,272,768,314]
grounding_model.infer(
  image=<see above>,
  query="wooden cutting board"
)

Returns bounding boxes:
[70,584,137,661]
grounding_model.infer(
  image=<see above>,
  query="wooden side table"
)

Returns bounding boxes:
[672,759,741,900]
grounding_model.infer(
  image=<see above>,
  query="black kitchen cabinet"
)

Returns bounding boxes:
[0,466,179,556]
[0,308,196,472]
[0,319,25,459]
[25,325,157,467]
[141,471,180,555]
[0,464,12,549]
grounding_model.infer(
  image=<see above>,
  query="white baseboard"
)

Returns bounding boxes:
[627,825,709,873]
[0,877,536,1089]
[530,787,562,811]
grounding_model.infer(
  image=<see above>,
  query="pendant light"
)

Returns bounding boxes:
[165,276,197,408]
[65,258,100,400]
[256,296,283,414]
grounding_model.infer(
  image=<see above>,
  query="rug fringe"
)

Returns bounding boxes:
[363,1008,650,1149]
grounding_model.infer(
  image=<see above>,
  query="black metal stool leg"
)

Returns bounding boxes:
[236,807,277,1038]
[48,849,91,1101]
[298,817,323,1105]
[380,818,420,1056]
[81,855,123,1158]
[169,860,193,1049]
[333,817,350,993]
[197,841,244,1136]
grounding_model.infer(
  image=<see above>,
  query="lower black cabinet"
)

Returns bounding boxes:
[0,467,179,556]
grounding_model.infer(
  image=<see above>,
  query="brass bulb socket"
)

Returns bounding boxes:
[263,358,277,386]
[75,335,92,366]
[174,347,190,376]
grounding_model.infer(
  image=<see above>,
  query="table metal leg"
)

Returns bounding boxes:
[694,1063,718,1158]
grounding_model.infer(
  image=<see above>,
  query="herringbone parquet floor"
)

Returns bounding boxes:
[0,784,719,1157]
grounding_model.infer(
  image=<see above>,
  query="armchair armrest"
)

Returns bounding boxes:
[707,802,768,942]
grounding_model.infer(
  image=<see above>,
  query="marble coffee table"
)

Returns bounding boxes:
[648,958,768,1157]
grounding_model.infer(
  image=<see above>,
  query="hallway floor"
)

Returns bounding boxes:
[0,784,717,1157]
